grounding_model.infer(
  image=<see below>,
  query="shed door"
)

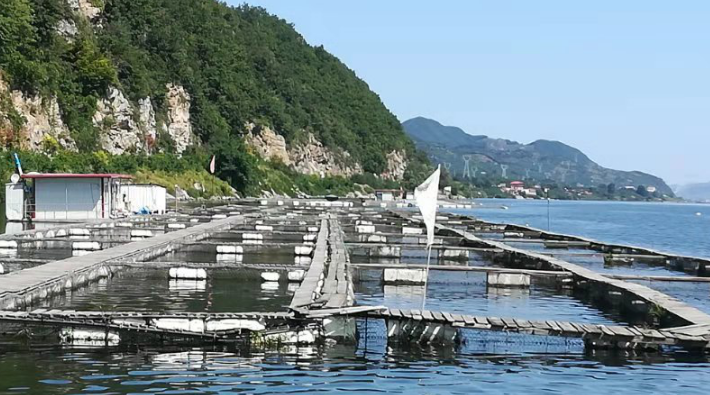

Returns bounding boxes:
[36,178,102,220]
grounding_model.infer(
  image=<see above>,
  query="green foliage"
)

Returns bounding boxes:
[0,0,429,197]
[134,169,232,198]
[95,0,416,172]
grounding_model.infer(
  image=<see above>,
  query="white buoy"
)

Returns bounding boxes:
[152,318,205,333]
[69,228,91,236]
[367,235,387,243]
[0,240,18,249]
[206,319,265,332]
[696,212,703,216]
[169,268,207,280]
[294,256,311,265]
[287,270,305,282]
[59,328,120,344]
[131,229,153,238]
[383,268,427,285]
[72,241,101,251]
[295,246,313,256]
[242,233,264,240]
[402,226,423,235]
[216,253,244,263]
[216,245,244,254]
[261,272,280,282]
[356,225,376,234]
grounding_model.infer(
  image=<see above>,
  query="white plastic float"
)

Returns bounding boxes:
[287,270,306,282]
[260,272,280,282]
[294,246,313,256]
[72,241,101,251]
[0,240,18,249]
[168,268,207,280]
[216,245,244,254]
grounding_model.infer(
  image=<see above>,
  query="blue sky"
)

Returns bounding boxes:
[229,1,708,185]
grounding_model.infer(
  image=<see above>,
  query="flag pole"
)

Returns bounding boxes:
[421,244,433,311]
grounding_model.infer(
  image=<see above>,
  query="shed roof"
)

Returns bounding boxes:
[21,173,133,180]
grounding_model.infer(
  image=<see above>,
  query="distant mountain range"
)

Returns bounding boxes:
[402,117,674,196]
[675,183,710,202]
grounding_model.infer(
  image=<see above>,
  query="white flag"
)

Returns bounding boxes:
[414,165,441,247]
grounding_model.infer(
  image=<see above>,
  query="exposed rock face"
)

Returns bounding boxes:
[93,87,142,155]
[138,97,157,151]
[288,133,363,177]
[244,123,291,165]
[0,72,76,151]
[165,84,194,155]
[67,0,101,21]
[56,19,78,41]
[381,150,408,180]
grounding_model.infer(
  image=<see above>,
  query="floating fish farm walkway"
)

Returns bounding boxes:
[0,199,708,351]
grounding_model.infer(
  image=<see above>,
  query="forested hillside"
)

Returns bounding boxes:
[0,0,426,197]
[403,117,674,196]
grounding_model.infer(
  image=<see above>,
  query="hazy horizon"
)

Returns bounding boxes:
[233,0,709,186]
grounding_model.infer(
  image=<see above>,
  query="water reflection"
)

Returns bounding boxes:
[1,343,709,394]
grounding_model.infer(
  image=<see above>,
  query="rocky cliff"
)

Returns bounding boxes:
[0,0,419,190]
[0,73,76,151]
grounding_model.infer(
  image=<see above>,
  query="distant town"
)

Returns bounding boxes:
[495,181,669,201]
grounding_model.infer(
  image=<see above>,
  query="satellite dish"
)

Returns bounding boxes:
[10,174,20,184]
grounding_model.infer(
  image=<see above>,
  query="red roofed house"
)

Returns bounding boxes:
[510,181,525,192]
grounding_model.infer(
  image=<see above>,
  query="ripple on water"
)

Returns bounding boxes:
[0,347,706,394]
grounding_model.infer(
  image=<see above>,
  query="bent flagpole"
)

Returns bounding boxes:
[414,165,441,310]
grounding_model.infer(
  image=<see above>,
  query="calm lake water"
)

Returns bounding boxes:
[465,199,710,258]
[2,200,710,394]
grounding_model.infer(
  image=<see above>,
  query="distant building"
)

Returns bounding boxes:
[510,181,525,191]
[524,188,538,197]
[646,186,657,193]
[375,189,401,201]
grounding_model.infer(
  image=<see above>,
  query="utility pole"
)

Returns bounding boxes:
[545,188,551,231]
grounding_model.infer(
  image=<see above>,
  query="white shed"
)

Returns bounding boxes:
[119,184,167,214]
[22,173,132,220]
